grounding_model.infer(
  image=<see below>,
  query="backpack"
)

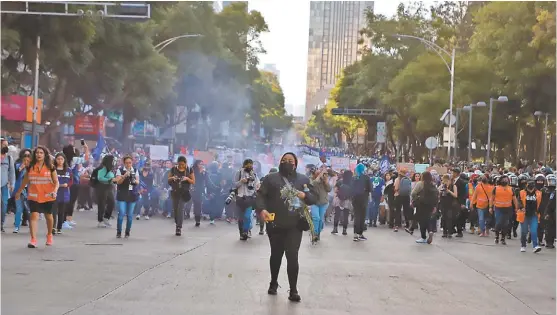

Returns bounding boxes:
[338,182,352,201]
[398,176,412,196]
[352,175,370,197]
[418,183,439,207]
[89,166,102,188]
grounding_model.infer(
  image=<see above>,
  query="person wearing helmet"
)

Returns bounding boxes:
[535,174,547,246]
[544,174,556,248]
[489,174,519,245]
[506,174,521,239]
[518,180,543,253]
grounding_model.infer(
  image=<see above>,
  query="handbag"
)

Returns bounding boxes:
[281,176,310,231]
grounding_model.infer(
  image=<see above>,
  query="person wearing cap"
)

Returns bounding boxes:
[256,152,317,302]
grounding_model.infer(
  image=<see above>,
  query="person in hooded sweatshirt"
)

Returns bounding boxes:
[256,152,317,303]
[352,163,372,241]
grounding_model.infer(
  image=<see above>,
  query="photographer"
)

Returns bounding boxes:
[234,159,260,240]
[168,156,195,236]
[308,165,331,243]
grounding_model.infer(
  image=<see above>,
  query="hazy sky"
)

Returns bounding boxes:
[249,1,413,117]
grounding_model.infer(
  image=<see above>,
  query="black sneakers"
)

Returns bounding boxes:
[268,282,278,295]
[288,291,301,302]
[176,227,181,236]
[240,233,248,241]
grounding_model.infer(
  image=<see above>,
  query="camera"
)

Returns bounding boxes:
[246,175,255,190]
[130,170,136,185]
[225,189,237,205]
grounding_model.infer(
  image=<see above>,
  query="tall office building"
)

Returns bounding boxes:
[305,1,374,121]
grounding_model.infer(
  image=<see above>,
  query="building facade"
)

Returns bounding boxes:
[305,1,374,121]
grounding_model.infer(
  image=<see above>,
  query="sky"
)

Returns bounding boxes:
[249,0,406,117]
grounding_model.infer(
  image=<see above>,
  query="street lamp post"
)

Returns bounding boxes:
[1,2,151,148]
[154,34,203,52]
[394,34,455,159]
[534,111,550,163]
[462,102,487,163]
[477,96,508,163]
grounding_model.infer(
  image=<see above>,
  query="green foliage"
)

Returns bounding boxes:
[306,1,555,162]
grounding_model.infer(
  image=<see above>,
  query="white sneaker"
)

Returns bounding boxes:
[62,221,73,230]
[144,215,150,220]
[97,222,106,228]
[415,238,427,244]
[69,220,77,226]
[136,215,141,220]
[209,220,215,225]
[520,247,526,252]
[534,246,542,253]
[103,218,112,227]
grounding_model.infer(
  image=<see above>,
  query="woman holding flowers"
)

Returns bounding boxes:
[256,152,317,303]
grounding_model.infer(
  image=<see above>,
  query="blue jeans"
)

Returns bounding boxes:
[477,208,488,233]
[238,207,252,233]
[1,185,9,227]
[117,201,136,233]
[14,196,28,229]
[494,207,512,236]
[134,194,151,216]
[367,198,380,223]
[311,203,328,235]
[520,214,539,248]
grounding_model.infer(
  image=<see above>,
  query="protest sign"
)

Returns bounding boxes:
[330,157,350,171]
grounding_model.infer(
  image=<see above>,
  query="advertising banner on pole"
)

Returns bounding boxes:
[376,122,386,143]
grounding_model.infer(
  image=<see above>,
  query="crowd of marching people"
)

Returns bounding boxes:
[1,137,555,256]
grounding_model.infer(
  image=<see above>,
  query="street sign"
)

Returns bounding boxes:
[23,122,45,133]
[331,108,384,116]
[425,137,438,149]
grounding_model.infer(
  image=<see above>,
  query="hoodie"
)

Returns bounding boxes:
[352,163,371,198]
[256,152,317,229]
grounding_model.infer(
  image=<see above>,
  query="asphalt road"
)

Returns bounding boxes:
[1,210,555,315]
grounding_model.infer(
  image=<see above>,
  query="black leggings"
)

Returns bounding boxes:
[53,201,68,231]
[267,225,303,291]
[333,206,349,229]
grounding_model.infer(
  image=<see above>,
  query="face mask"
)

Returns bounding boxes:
[536,182,544,190]
[279,162,295,176]
[527,184,535,190]
[245,167,252,172]
[500,181,509,186]
[1,147,8,154]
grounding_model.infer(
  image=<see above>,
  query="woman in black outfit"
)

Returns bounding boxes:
[256,152,317,303]
[411,171,439,244]
[384,172,396,228]
[167,156,194,235]
[191,160,207,227]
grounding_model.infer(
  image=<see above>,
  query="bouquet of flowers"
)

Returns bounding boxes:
[280,184,316,243]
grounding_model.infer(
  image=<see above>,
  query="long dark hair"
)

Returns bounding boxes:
[422,171,433,185]
[28,146,54,172]
[54,152,69,172]
[101,155,115,171]
[16,148,32,164]
[192,159,203,176]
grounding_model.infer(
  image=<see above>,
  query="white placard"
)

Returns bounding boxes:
[148,145,169,160]
[330,157,350,171]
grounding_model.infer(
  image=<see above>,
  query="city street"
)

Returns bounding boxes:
[2,210,555,315]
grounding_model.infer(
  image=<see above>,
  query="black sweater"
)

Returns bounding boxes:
[256,172,317,229]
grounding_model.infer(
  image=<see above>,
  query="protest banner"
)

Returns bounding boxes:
[427,166,448,175]
[330,157,350,171]
[147,145,169,161]
[194,151,215,164]
[349,159,358,172]
[396,163,416,176]
[414,164,429,174]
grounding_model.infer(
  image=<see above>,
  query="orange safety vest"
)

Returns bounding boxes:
[474,183,492,209]
[493,186,513,208]
[27,164,56,203]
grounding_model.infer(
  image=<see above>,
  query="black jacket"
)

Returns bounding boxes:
[256,172,317,229]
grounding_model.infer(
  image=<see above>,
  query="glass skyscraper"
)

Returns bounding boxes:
[305,1,374,120]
